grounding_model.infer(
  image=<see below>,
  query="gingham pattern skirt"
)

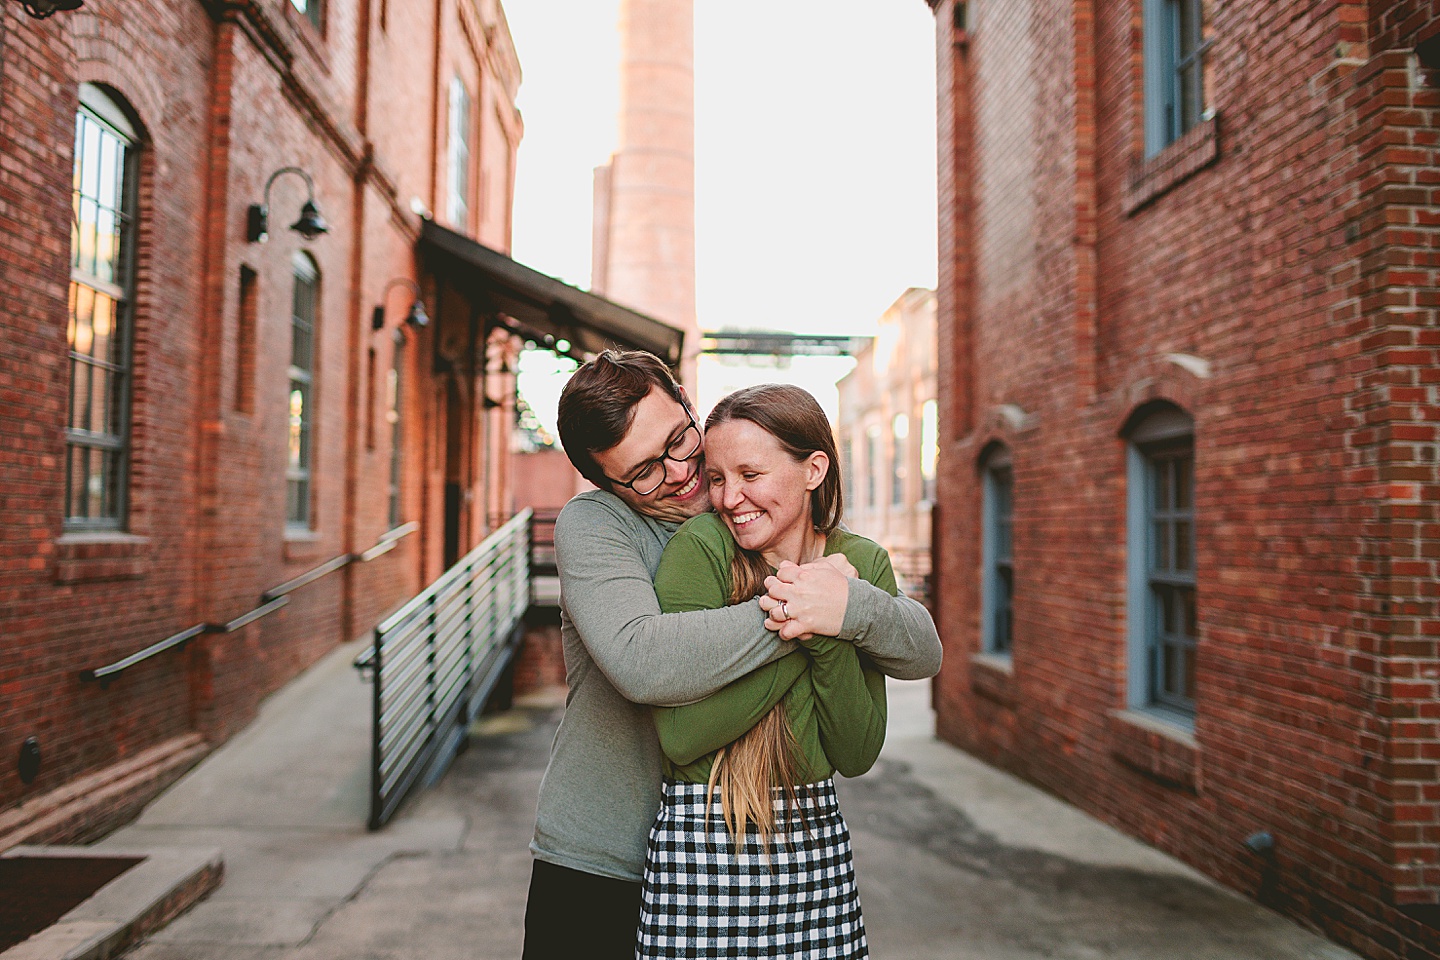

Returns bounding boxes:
[636,778,868,959]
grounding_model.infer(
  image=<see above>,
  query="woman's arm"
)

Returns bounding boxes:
[649,518,807,766]
[794,640,886,777]
[653,652,810,766]
[791,542,899,777]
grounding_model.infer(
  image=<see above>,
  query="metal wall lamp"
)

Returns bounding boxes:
[14,0,83,17]
[247,166,329,243]
[371,278,429,330]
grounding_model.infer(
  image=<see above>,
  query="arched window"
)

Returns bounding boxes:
[1125,403,1196,720]
[287,253,319,529]
[979,444,1014,656]
[66,84,139,529]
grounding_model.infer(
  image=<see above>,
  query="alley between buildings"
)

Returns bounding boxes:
[97,640,1355,960]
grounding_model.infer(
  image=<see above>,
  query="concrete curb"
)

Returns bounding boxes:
[0,846,223,960]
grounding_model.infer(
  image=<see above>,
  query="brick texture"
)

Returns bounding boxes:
[0,0,523,841]
[927,0,1440,957]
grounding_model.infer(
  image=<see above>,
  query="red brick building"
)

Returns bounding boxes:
[924,0,1440,957]
[0,0,678,847]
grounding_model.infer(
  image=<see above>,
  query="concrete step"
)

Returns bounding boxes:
[0,846,222,960]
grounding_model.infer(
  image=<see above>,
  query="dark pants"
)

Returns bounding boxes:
[521,859,643,960]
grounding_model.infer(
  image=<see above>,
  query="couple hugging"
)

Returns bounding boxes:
[522,350,943,960]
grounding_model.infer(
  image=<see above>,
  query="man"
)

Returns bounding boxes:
[522,350,942,959]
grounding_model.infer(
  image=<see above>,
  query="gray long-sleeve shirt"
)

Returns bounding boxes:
[529,489,943,881]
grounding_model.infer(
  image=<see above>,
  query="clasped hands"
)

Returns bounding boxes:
[758,554,857,640]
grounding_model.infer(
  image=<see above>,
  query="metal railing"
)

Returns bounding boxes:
[355,509,531,830]
[528,508,560,607]
[78,523,418,687]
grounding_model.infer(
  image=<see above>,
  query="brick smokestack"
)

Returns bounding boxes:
[592,0,699,385]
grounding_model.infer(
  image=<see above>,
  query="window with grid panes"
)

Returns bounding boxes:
[287,254,319,529]
[981,447,1014,655]
[66,85,138,530]
[1146,445,1196,712]
[1126,404,1197,719]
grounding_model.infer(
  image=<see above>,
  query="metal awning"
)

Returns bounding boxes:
[418,221,683,366]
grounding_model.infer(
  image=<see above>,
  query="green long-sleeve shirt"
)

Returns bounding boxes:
[652,513,896,784]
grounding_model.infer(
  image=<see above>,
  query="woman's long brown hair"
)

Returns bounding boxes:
[701,384,843,842]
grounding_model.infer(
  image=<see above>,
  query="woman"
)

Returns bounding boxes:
[636,383,894,960]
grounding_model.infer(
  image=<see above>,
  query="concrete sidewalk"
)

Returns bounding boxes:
[104,639,1358,959]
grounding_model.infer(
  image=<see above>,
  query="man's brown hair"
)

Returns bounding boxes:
[557,349,685,491]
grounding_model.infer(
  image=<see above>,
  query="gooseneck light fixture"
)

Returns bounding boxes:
[15,0,84,17]
[247,166,329,243]
[371,278,429,331]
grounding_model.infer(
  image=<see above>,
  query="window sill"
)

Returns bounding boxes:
[970,652,1015,707]
[1107,708,1199,792]
[53,532,151,584]
[1123,114,1220,215]
[283,530,324,563]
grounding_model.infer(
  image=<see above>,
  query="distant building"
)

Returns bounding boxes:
[836,289,937,604]
[924,1,1440,958]
[0,0,677,849]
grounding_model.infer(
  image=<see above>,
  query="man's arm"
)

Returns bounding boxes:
[762,557,943,681]
[554,496,789,707]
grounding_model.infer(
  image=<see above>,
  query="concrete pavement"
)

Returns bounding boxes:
[102,638,1358,959]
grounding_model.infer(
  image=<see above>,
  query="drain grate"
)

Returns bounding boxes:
[0,855,143,951]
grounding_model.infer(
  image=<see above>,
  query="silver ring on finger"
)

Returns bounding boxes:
[779,601,790,622]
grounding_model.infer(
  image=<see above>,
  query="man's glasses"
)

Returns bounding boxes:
[609,414,702,496]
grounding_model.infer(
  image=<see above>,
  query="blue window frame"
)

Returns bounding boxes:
[980,447,1014,656]
[1143,0,1210,156]
[1126,405,1197,721]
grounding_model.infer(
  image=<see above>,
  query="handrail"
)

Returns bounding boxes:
[352,514,529,675]
[79,523,419,687]
[357,508,531,829]
[262,522,419,601]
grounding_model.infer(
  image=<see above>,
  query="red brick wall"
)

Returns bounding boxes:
[928,0,1440,957]
[0,0,523,839]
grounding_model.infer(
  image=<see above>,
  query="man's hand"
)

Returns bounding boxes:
[759,556,857,639]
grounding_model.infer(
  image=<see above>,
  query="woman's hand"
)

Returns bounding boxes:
[760,555,857,639]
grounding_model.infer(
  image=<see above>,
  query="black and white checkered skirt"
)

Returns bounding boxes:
[636,778,868,959]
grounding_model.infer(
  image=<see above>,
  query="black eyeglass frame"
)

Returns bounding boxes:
[605,410,702,496]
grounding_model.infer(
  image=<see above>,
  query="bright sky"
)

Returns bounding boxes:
[502,0,938,431]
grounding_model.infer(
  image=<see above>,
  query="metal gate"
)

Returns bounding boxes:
[358,508,531,829]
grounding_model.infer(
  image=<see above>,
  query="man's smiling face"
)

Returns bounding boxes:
[590,386,712,524]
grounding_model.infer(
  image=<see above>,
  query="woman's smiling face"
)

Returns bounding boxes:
[702,418,829,567]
